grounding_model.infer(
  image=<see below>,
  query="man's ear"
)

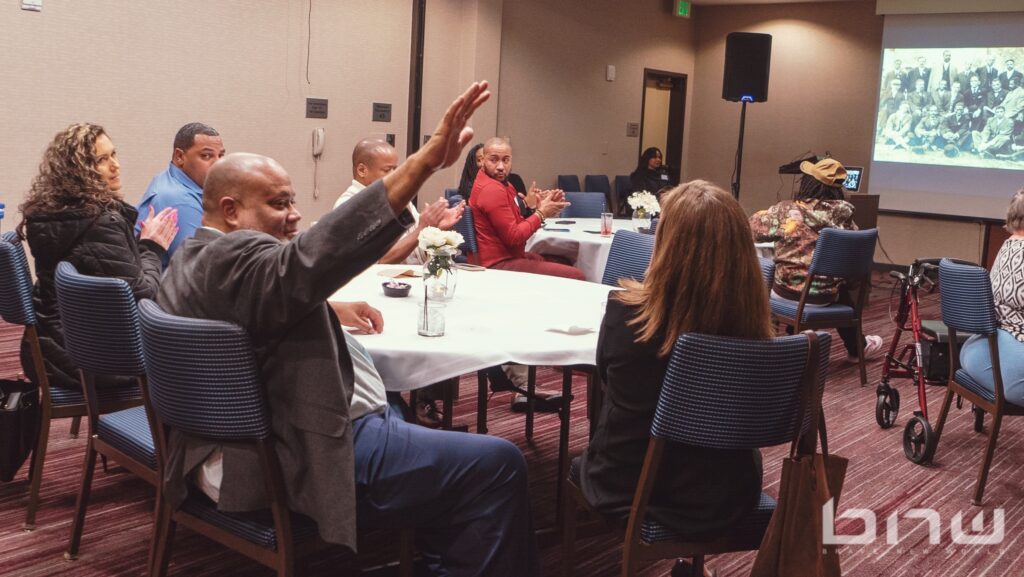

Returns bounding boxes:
[219,196,241,228]
[172,148,186,168]
[355,162,368,180]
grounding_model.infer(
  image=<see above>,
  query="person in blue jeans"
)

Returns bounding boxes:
[960,189,1024,403]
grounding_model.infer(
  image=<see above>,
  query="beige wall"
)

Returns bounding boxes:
[496,0,695,188]
[0,1,413,229]
[688,0,985,264]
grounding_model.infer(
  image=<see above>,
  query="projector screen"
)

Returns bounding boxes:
[870,14,1024,220]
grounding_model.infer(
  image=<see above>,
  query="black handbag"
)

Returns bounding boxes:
[0,379,39,482]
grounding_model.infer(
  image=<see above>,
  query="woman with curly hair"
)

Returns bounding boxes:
[18,123,178,390]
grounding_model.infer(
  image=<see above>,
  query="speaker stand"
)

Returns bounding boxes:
[731,99,749,200]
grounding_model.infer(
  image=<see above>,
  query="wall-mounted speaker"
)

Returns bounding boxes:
[722,32,772,103]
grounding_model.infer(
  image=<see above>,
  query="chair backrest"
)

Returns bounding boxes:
[939,258,999,335]
[137,299,270,441]
[652,331,832,449]
[646,218,659,236]
[54,261,145,377]
[557,174,581,192]
[0,232,36,327]
[583,175,611,194]
[451,205,478,256]
[614,175,632,195]
[601,230,655,286]
[562,192,607,218]
[758,256,775,288]
[808,228,878,280]
[444,187,459,200]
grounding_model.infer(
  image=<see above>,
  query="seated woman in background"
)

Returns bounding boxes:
[456,142,484,200]
[960,189,1024,404]
[579,179,770,537]
[17,123,177,390]
[749,157,883,362]
[629,146,674,197]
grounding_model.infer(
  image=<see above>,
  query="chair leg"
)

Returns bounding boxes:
[561,483,579,577]
[23,413,52,530]
[476,371,488,435]
[932,388,956,441]
[151,501,176,577]
[70,415,82,438]
[65,442,99,559]
[855,324,868,386]
[525,366,536,441]
[399,528,415,577]
[973,411,1003,506]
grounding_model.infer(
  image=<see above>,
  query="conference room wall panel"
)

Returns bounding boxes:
[0,0,414,230]
[495,0,696,189]
[688,1,987,265]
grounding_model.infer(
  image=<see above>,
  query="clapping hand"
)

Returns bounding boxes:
[419,198,465,230]
[139,206,179,250]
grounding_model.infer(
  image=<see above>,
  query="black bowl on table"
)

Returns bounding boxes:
[382,281,412,298]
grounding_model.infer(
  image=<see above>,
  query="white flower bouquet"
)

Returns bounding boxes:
[627,190,661,217]
[418,226,464,258]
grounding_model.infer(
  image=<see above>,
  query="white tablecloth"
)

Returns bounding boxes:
[329,265,614,391]
[525,218,633,283]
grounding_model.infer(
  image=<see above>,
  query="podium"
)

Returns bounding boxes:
[847,194,879,230]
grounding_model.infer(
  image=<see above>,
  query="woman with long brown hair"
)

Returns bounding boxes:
[18,123,177,390]
[579,179,771,537]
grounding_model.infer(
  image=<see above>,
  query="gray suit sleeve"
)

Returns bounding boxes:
[200,180,413,339]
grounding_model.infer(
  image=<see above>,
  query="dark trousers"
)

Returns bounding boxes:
[352,408,539,577]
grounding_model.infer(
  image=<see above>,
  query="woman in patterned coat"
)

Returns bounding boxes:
[960,189,1024,404]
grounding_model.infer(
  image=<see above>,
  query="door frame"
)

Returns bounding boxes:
[639,68,687,186]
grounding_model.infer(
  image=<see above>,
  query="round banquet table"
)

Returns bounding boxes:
[525,217,634,283]
[329,264,615,392]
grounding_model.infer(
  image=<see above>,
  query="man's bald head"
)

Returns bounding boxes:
[481,137,512,182]
[351,138,399,186]
[202,152,301,241]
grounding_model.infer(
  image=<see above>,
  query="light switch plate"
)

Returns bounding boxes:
[21,0,42,11]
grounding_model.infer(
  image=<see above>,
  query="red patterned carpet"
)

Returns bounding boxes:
[0,273,1021,576]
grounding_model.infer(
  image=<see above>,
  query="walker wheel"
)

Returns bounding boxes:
[973,405,985,433]
[875,388,900,429]
[903,416,936,464]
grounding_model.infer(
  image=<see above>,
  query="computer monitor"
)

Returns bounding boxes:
[843,166,864,193]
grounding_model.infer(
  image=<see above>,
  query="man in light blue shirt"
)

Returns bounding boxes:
[136,122,225,263]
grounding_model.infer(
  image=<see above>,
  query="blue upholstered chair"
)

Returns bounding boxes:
[601,230,655,287]
[758,256,776,289]
[646,217,659,236]
[769,228,878,385]
[933,259,1021,505]
[54,261,156,559]
[562,192,607,218]
[614,175,633,216]
[451,205,479,264]
[561,331,831,576]
[137,299,412,577]
[444,187,459,200]
[557,174,581,192]
[0,233,139,530]
[584,175,614,215]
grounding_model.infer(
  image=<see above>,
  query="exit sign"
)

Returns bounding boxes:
[675,0,691,18]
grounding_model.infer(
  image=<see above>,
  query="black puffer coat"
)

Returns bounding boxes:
[20,201,166,390]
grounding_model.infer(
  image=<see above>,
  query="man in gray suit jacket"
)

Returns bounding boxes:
[156,83,539,576]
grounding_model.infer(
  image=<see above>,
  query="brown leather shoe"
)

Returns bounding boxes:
[415,401,443,428]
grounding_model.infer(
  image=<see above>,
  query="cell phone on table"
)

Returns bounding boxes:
[544,227,571,232]
[555,220,576,224]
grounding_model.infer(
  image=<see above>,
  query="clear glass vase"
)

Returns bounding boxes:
[631,208,651,233]
[422,250,458,301]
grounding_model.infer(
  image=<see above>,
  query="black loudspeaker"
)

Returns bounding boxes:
[722,32,772,102]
